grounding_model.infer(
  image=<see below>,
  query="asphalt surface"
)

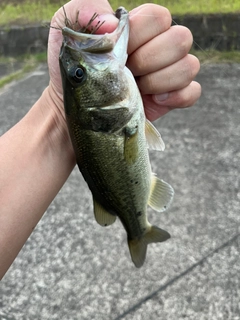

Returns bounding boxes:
[0,63,240,320]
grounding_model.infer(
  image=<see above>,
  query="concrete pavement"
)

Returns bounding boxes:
[0,63,240,320]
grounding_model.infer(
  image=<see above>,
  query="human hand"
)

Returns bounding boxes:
[47,1,201,122]
[127,4,201,120]
[47,0,118,120]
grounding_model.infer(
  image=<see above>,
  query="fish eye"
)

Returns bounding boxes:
[75,68,84,79]
[72,66,86,84]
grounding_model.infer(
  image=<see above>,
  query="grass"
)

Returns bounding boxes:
[111,0,240,14]
[191,49,240,64]
[0,52,47,88]
[0,1,62,26]
[0,0,240,26]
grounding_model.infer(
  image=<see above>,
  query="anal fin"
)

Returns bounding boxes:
[93,199,117,227]
[148,175,174,212]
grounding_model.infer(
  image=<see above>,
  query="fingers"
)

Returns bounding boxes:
[137,54,200,94]
[52,0,117,32]
[141,53,201,121]
[143,81,202,121]
[128,4,172,54]
[127,4,201,118]
[127,25,193,76]
[48,1,202,119]
[49,0,117,54]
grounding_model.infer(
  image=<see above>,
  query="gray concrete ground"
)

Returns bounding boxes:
[0,63,240,320]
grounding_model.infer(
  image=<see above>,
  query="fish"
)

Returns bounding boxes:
[59,7,174,268]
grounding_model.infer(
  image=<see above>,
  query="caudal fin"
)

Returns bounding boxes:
[128,226,170,268]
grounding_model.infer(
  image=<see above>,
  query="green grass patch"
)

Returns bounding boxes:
[0,0,240,26]
[0,67,30,88]
[191,49,240,64]
[0,51,47,88]
[110,0,240,14]
[0,0,62,26]
[0,51,47,64]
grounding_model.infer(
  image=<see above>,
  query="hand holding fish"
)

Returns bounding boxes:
[127,4,201,120]
[0,0,201,278]
[47,0,201,123]
[57,4,198,267]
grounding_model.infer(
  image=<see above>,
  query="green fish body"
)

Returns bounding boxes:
[59,7,174,268]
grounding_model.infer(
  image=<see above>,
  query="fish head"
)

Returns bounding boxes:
[59,7,132,118]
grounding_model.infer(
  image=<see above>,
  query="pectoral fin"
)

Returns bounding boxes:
[145,119,165,151]
[128,225,170,268]
[148,175,174,212]
[124,126,139,164]
[93,199,117,226]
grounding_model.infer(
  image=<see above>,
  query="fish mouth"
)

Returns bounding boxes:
[61,7,129,64]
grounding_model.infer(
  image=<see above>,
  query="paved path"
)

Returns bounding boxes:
[0,63,240,320]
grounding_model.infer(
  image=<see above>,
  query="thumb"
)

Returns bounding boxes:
[53,0,118,34]
[47,0,119,100]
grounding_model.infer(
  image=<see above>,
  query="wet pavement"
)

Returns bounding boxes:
[0,63,240,320]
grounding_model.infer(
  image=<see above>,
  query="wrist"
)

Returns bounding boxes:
[42,82,67,135]
[30,84,76,172]
[38,83,73,151]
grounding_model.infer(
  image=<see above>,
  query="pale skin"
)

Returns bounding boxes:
[0,0,201,279]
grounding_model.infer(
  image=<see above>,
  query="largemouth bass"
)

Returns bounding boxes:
[59,7,174,268]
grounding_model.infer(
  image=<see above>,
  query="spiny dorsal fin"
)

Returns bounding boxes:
[128,225,170,268]
[148,174,174,212]
[145,119,165,151]
[93,199,117,227]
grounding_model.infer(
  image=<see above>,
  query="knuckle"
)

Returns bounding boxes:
[157,6,172,31]
[127,50,147,76]
[139,4,172,33]
[188,54,201,77]
[183,82,202,107]
[173,25,193,54]
[138,74,155,95]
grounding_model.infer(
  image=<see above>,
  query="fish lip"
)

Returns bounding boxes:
[61,7,129,54]
[62,28,115,53]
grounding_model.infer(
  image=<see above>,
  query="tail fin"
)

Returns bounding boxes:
[128,226,170,268]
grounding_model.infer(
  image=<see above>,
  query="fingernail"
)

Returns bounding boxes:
[153,93,169,103]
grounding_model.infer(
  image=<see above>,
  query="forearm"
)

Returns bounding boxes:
[0,86,75,279]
